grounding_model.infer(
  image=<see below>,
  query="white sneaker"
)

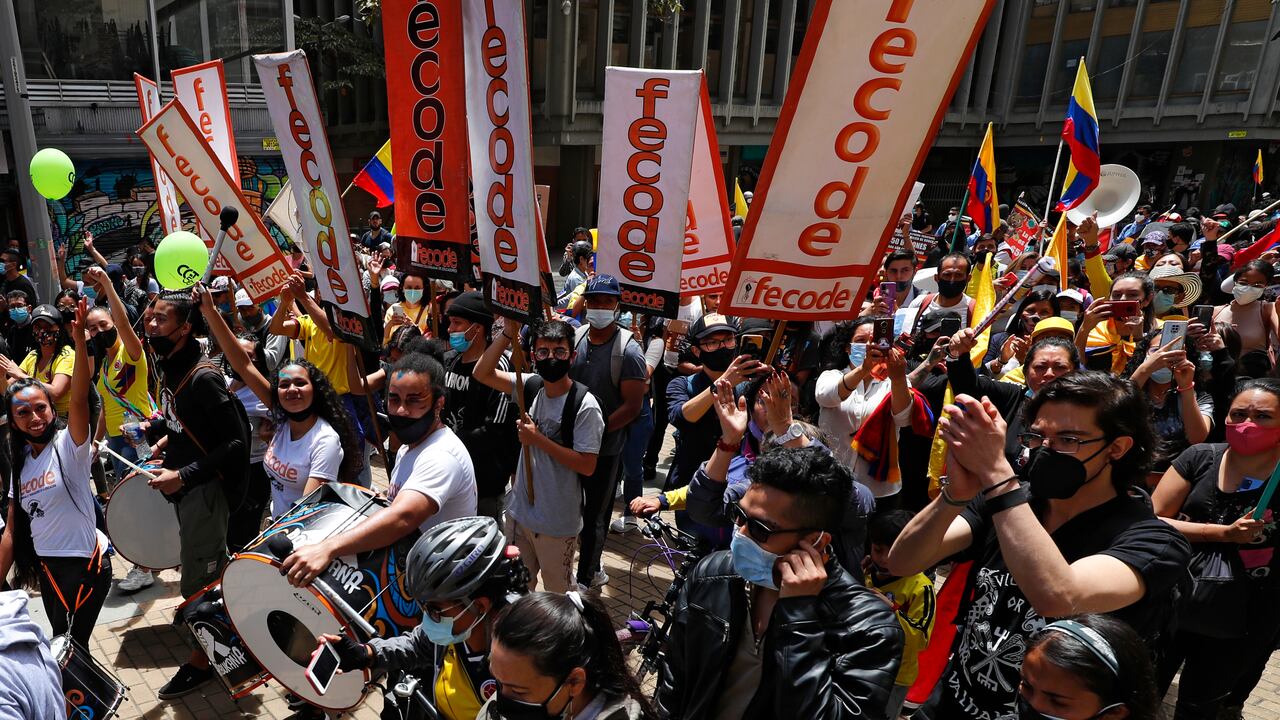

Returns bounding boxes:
[610,516,639,534]
[590,570,609,588]
[117,567,154,594]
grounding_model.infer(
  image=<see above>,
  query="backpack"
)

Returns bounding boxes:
[573,324,639,388]
[521,375,590,452]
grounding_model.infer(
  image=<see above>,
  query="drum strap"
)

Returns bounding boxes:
[40,543,104,624]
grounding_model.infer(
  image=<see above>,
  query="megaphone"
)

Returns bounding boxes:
[1066,165,1141,228]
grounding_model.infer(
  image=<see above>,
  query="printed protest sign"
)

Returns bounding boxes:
[133,74,184,236]
[680,77,735,297]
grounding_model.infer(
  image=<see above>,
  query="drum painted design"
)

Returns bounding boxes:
[174,581,269,699]
[103,460,181,570]
[51,634,126,720]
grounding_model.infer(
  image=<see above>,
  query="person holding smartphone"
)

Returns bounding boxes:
[656,445,904,719]
[1079,272,1159,374]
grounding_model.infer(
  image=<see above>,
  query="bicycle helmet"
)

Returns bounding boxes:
[404,516,506,603]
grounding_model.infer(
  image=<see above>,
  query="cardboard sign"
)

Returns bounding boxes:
[133,74,184,236]
[596,67,700,318]
[1005,202,1041,257]
[255,51,376,350]
[888,227,935,267]
[172,60,238,273]
[721,0,998,320]
[136,101,293,302]
[382,0,473,281]
[462,0,542,321]
[680,76,736,298]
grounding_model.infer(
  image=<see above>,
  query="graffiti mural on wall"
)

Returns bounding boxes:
[50,155,295,279]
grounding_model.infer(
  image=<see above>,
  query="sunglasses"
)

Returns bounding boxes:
[727,502,815,545]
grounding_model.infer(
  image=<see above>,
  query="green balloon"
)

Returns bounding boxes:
[29,148,76,200]
[155,231,210,289]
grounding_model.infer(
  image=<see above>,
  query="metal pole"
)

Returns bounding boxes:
[146,0,163,83]
[1041,138,1065,253]
[0,1,58,303]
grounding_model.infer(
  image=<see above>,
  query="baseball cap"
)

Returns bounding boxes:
[210,276,232,292]
[1031,317,1076,340]
[234,289,253,308]
[30,304,60,326]
[1056,289,1086,306]
[736,317,773,337]
[1141,230,1169,247]
[1103,243,1139,261]
[689,313,738,341]
[444,291,493,325]
[380,275,401,291]
[582,274,621,297]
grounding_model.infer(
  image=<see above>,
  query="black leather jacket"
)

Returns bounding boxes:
[655,551,903,720]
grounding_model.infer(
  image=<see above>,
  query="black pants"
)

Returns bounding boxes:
[644,365,673,472]
[39,551,113,649]
[226,462,269,554]
[576,453,622,585]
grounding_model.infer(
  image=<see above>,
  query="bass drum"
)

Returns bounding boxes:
[51,633,126,720]
[220,484,421,711]
[104,459,181,570]
[175,580,270,699]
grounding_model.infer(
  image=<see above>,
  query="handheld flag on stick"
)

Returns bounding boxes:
[352,140,394,207]
[1045,216,1070,292]
[1055,60,1100,214]
[1255,149,1265,187]
[965,123,1000,235]
[733,180,750,219]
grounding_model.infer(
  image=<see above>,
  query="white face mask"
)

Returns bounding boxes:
[585,308,617,330]
[1135,214,1147,224]
[948,214,958,222]
[1060,310,1079,324]
[1233,285,1264,305]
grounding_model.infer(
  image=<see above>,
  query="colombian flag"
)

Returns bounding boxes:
[1046,215,1071,292]
[352,140,394,207]
[965,123,999,234]
[1255,149,1265,187]
[1055,60,1100,213]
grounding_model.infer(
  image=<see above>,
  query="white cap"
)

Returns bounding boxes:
[234,289,253,308]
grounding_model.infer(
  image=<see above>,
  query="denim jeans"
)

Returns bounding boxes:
[104,434,138,488]
[620,397,653,517]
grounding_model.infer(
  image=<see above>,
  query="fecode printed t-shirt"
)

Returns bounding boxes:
[264,417,343,517]
[10,428,101,558]
[936,489,1189,720]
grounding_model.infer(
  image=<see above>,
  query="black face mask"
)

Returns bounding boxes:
[1020,442,1112,500]
[700,347,735,373]
[147,327,184,357]
[535,357,572,383]
[389,406,436,446]
[91,328,118,357]
[491,678,569,720]
[937,279,967,299]
[282,407,315,422]
[1016,694,1120,720]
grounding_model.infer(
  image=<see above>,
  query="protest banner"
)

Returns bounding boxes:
[721,0,997,320]
[133,74,184,236]
[462,0,542,321]
[172,60,238,273]
[382,0,473,281]
[255,51,376,349]
[1005,202,1040,256]
[265,179,304,247]
[889,227,935,267]
[596,67,700,318]
[137,101,293,302]
[680,77,736,297]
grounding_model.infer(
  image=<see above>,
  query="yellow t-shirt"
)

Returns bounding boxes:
[865,571,936,686]
[297,315,352,395]
[382,302,431,344]
[433,644,486,720]
[20,346,76,418]
[96,341,154,437]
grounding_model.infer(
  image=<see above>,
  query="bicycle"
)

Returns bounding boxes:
[614,514,710,678]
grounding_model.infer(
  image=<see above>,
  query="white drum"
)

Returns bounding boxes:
[104,463,181,570]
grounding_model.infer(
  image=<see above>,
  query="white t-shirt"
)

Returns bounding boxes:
[230,382,272,464]
[10,428,101,558]
[388,425,477,533]
[264,418,344,517]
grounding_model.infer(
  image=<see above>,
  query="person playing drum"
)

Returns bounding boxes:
[196,282,362,519]
[0,298,112,652]
[316,516,528,720]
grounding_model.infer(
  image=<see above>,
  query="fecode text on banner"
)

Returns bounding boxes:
[172,60,238,272]
[681,77,735,297]
[721,0,997,320]
[596,67,700,318]
[137,101,294,302]
[133,74,184,237]
[462,0,542,321]
[255,51,376,350]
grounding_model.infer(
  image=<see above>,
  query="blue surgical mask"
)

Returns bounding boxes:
[404,288,424,305]
[449,331,473,354]
[81,286,97,302]
[382,291,399,305]
[1154,290,1176,315]
[849,342,867,368]
[730,531,779,589]
[8,307,28,323]
[1060,310,1079,324]
[420,600,483,646]
[585,308,616,330]
[1150,366,1173,384]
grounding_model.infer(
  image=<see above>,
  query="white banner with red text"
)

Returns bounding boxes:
[171,60,239,272]
[133,74,184,237]
[462,0,542,322]
[255,51,376,349]
[137,101,293,303]
[680,77,735,298]
[721,0,997,320]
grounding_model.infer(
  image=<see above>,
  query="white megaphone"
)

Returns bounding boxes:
[1066,165,1141,228]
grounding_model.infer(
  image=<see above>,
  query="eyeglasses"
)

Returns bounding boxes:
[423,599,473,623]
[699,337,737,352]
[728,502,814,544]
[532,348,571,361]
[1017,431,1107,455]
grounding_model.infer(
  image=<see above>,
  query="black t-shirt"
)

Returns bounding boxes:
[2,275,39,306]
[1172,443,1280,577]
[442,353,517,498]
[937,489,1190,720]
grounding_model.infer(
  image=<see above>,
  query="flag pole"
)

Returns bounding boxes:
[951,186,971,254]
[1041,139,1065,255]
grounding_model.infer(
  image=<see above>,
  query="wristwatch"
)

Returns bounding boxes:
[772,421,805,446]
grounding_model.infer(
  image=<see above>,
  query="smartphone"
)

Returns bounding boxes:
[1160,320,1188,351]
[939,315,963,338]
[879,281,898,313]
[871,318,893,351]
[1193,304,1214,328]
[306,641,342,695]
[1111,300,1140,320]
[739,334,765,361]
[391,304,409,319]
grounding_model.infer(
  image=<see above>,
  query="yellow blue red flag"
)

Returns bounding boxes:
[1056,60,1100,213]
[1255,149,1265,186]
[965,123,999,234]
[352,140,394,207]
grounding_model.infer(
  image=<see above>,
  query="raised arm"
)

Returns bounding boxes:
[291,275,334,340]
[84,266,143,361]
[196,283,271,405]
[68,298,92,445]
[81,231,110,268]
[268,288,301,339]
[474,322,520,394]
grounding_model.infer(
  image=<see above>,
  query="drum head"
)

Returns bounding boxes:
[221,556,368,710]
[105,473,181,570]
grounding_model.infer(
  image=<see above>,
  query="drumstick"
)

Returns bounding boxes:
[96,440,158,481]
[970,257,1057,336]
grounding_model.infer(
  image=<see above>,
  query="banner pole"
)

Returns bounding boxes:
[350,346,392,474]
[341,180,355,198]
[1216,198,1280,246]
[764,321,789,366]
[950,187,971,254]
[511,341,536,504]
[1041,138,1065,254]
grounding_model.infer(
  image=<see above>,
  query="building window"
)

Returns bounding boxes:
[154,0,286,83]
[1170,25,1217,100]
[15,0,155,81]
[1015,43,1051,108]
[1126,30,1172,105]
[1214,19,1266,97]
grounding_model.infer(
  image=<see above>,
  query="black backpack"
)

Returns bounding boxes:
[521,376,590,453]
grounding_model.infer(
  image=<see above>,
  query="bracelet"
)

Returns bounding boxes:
[986,486,1032,515]
[1176,384,1194,393]
[982,476,1019,497]
[842,374,856,392]
[716,436,743,454]
[938,483,975,507]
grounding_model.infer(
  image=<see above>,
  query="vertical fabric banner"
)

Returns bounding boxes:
[462,0,542,321]
[254,50,376,349]
[137,101,293,302]
[171,60,239,272]
[680,77,736,297]
[265,179,305,247]
[133,74,184,237]
[382,0,473,281]
[595,67,699,318]
[721,0,997,321]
